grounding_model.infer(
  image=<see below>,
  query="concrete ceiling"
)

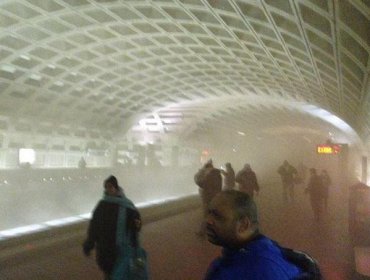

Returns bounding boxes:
[0,0,369,147]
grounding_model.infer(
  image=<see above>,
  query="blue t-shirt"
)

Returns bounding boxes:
[205,235,301,280]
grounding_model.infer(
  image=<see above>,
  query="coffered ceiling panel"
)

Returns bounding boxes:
[0,0,369,144]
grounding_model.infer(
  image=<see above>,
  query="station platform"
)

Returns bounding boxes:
[0,184,366,280]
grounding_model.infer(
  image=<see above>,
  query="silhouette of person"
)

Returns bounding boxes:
[220,162,235,190]
[235,163,260,198]
[320,169,331,211]
[78,157,87,169]
[305,168,325,221]
[82,175,144,279]
[204,190,304,279]
[277,160,298,203]
[297,162,308,184]
[194,159,222,236]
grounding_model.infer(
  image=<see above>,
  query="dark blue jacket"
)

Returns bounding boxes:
[205,235,302,280]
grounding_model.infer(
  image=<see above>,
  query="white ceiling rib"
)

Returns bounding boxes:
[0,0,369,146]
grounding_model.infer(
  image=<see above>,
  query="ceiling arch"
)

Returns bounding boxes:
[127,94,361,151]
[0,0,369,148]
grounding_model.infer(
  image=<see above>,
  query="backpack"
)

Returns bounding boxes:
[273,241,323,280]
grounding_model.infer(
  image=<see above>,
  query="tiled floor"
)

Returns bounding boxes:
[1,182,364,279]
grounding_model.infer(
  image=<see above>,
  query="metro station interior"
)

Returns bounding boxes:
[0,0,369,279]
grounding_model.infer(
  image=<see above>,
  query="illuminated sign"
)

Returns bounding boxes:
[317,144,341,154]
[19,148,36,164]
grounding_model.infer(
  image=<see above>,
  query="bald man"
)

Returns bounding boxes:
[204,190,304,280]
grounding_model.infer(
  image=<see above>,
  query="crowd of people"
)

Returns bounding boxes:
[193,158,333,224]
[192,159,326,279]
[277,160,332,222]
[191,159,329,279]
[193,160,260,236]
[82,158,370,279]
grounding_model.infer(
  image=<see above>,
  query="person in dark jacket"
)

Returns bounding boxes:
[235,163,259,198]
[305,168,325,222]
[220,162,235,190]
[204,190,306,280]
[320,169,331,211]
[278,160,298,203]
[194,159,222,237]
[83,175,142,280]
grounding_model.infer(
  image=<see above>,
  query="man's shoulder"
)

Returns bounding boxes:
[207,253,294,280]
[210,168,221,176]
[207,237,304,280]
[241,237,301,275]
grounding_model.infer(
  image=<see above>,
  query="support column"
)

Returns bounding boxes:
[362,156,367,184]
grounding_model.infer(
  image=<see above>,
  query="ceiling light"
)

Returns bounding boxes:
[20,55,30,60]
[1,64,16,73]
[30,74,42,81]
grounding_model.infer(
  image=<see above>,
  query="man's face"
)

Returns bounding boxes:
[206,193,239,247]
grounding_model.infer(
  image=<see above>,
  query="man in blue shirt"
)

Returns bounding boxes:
[204,190,302,280]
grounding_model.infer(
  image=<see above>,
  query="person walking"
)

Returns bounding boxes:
[277,160,298,203]
[82,175,147,280]
[320,169,331,211]
[194,159,222,237]
[220,162,235,190]
[305,168,325,222]
[235,164,260,198]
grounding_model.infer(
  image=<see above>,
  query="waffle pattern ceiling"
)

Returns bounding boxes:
[0,0,369,140]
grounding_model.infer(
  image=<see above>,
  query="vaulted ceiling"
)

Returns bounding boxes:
[0,0,369,148]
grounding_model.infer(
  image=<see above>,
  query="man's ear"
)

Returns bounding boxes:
[237,216,251,234]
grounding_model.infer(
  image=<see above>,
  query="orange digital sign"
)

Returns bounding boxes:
[317,144,341,154]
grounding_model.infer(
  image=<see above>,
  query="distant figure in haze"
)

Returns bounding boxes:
[235,164,259,198]
[220,162,235,190]
[305,168,325,222]
[297,162,308,184]
[277,160,298,203]
[78,157,87,169]
[82,175,145,279]
[320,169,331,211]
[194,159,222,237]
[204,190,314,279]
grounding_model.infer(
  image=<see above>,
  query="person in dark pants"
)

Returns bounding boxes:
[320,169,331,211]
[235,163,259,198]
[277,160,298,203]
[305,168,325,222]
[194,159,222,237]
[220,162,235,190]
[82,175,143,280]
